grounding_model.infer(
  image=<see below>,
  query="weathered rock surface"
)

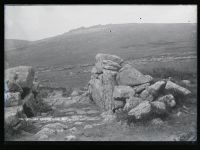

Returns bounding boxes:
[113,85,135,99]
[23,93,36,117]
[128,101,152,120]
[150,118,164,126]
[151,101,167,115]
[165,81,191,96]
[6,81,23,93]
[89,67,117,111]
[5,92,21,107]
[181,80,191,86]
[132,83,150,93]
[114,100,126,110]
[116,64,153,86]
[4,105,26,133]
[5,66,35,89]
[140,81,166,101]
[71,90,79,97]
[123,96,143,111]
[157,94,176,108]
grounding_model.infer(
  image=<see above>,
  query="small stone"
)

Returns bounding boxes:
[84,124,93,129]
[151,118,164,126]
[65,135,76,141]
[71,90,79,97]
[181,80,191,86]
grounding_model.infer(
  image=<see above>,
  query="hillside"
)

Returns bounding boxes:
[5,23,196,68]
[5,39,32,51]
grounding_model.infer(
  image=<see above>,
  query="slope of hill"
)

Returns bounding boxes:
[5,39,32,51]
[5,23,196,68]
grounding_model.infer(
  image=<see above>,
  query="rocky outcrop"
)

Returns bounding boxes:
[88,53,192,124]
[4,66,52,136]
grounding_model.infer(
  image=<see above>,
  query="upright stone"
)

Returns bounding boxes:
[5,66,35,89]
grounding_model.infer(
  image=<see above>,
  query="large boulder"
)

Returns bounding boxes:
[116,64,153,86]
[113,85,135,99]
[140,80,166,101]
[165,81,191,96]
[5,66,35,89]
[128,101,152,120]
[5,92,21,107]
[157,94,176,108]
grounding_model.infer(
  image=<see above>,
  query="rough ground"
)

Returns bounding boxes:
[6,88,197,141]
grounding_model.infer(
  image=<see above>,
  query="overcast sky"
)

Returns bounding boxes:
[5,5,197,41]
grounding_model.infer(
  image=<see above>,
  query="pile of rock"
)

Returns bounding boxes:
[4,66,50,135]
[88,53,192,122]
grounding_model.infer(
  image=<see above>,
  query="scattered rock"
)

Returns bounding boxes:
[35,127,55,138]
[65,135,76,141]
[165,81,191,96]
[68,127,78,134]
[128,101,152,120]
[116,64,153,86]
[84,124,93,129]
[42,122,66,130]
[71,90,79,97]
[150,118,164,126]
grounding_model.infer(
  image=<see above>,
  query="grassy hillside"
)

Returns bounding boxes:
[5,23,196,68]
[5,39,32,51]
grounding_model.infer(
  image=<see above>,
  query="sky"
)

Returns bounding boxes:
[5,5,197,41]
